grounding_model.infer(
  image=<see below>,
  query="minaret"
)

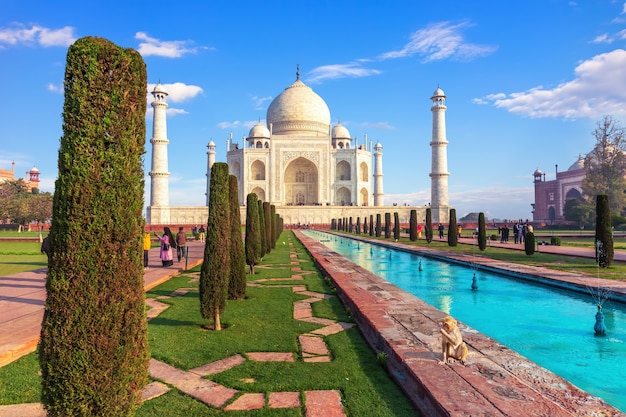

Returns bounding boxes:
[148,83,170,224]
[373,141,384,206]
[430,86,450,216]
[206,140,216,206]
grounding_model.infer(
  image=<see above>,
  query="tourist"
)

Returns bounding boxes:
[41,235,51,264]
[199,225,205,242]
[176,227,187,263]
[143,231,151,270]
[154,227,176,267]
[438,223,445,239]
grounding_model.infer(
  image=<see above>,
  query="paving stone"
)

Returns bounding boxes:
[190,354,246,376]
[170,287,194,296]
[247,352,295,362]
[303,355,331,363]
[0,403,46,417]
[268,391,301,409]
[145,298,170,321]
[293,302,313,319]
[299,317,336,326]
[296,291,328,299]
[224,393,265,411]
[312,322,354,336]
[305,390,345,417]
[292,285,307,292]
[299,335,329,355]
[141,381,170,402]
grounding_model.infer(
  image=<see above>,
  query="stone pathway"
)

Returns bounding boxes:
[0,239,351,416]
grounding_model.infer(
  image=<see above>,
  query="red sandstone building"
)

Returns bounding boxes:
[532,156,585,224]
[0,161,40,192]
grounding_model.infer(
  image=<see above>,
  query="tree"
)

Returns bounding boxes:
[257,199,266,256]
[29,192,53,240]
[245,193,261,274]
[563,198,593,228]
[375,214,381,237]
[270,204,276,250]
[582,115,626,215]
[524,232,536,256]
[356,217,361,234]
[595,194,614,267]
[478,212,487,251]
[362,216,367,234]
[263,202,271,254]
[409,210,417,241]
[228,175,246,300]
[425,208,433,243]
[39,37,148,417]
[393,212,400,241]
[200,162,231,330]
[384,213,391,238]
[369,215,374,236]
[448,209,458,247]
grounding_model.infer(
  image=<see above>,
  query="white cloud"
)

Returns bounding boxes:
[306,63,381,84]
[360,121,395,130]
[47,83,63,93]
[378,21,496,62]
[217,121,243,129]
[251,95,272,110]
[0,24,76,48]
[147,82,203,104]
[476,49,626,119]
[135,32,203,58]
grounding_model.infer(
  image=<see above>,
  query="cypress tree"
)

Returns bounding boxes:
[375,214,381,237]
[596,194,614,267]
[199,162,231,330]
[39,36,148,416]
[393,212,400,241]
[356,217,361,234]
[425,208,433,243]
[478,212,487,251]
[257,200,266,256]
[409,209,417,241]
[228,176,246,299]
[363,216,367,234]
[384,213,391,238]
[369,214,374,236]
[524,232,535,256]
[245,193,261,274]
[263,202,271,254]
[349,216,353,233]
[448,208,458,247]
[270,204,276,249]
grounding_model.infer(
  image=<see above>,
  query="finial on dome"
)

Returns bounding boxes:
[296,64,300,80]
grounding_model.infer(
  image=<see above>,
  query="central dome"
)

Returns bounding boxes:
[266,74,331,136]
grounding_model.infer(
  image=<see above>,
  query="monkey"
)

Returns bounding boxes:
[439,316,469,365]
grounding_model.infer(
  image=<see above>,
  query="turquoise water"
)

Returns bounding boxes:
[304,231,626,412]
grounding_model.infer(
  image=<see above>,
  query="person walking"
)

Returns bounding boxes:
[154,227,176,267]
[175,226,187,263]
[199,225,205,242]
[41,235,51,264]
[438,223,445,239]
[143,231,151,270]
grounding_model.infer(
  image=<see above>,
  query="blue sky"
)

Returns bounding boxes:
[2,1,626,221]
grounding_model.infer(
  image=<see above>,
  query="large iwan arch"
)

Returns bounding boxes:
[284,157,318,205]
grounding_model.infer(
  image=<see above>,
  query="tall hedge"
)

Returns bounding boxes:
[478,212,487,251]
[356,217,361,234]
[596,194,614,267]
[245,193,261,274]
[447,208,458,247]
[369,215,374,236]
[263,202,271,254]
[383,213,390,238]
[393,212,400,241]
[228,175,246,299]
[375,214,382,237]
[39,36,148,417]
[363,216,367,234]
[257,200,266,256]
[270,204,276,250]
[425,208,433,243]
[200,162,231,330]
[524,232,535,256]
[409,210,417,241]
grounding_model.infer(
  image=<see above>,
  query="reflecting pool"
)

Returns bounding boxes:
[304,230,626,412]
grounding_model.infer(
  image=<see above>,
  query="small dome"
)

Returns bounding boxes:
[332,122,351,139]
[568,155,585,171]
[152,83,168,96]
[266,73,331,136]
[248,121,270,139]
[431,86,446,98]
[374,141,383,150]
[29,166,39,173]
[207,140,216,148]
[533,168,542,176]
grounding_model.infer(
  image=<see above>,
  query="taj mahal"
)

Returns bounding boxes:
[146,69,451,226]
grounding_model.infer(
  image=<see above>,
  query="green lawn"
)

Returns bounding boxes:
[0,232,420,416]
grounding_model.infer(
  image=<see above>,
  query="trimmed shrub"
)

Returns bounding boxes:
[245,193,261,274]
[478,212,487,251]
[257,200,266,256]
[200,162,231,330]
[409,210,417,241]
[39,36,149,416]
[550,236,561,246]
[393,212,400,240]
[375,214,381,237]
[228,176,246,299]
[263,202,271,254]
[425,208,433,243]
[447,209,458,247]
[369,215,374,236]
[384,213,391,238]
[524,232,535,256]
[596,194,614,267]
